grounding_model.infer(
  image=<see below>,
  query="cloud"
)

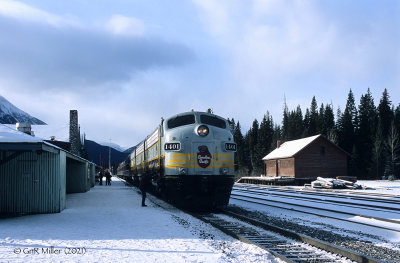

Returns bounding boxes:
[0,0,80,27]
[192,0,399,124]
[106,14,145,36]
[0,1,194,92]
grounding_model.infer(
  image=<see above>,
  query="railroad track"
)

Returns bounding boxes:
[123,179,382,262]
[147,195,381,262]
[231,184,400,232]
[122,180,380,263]
[191,210,381,263]
[237,184,400,207]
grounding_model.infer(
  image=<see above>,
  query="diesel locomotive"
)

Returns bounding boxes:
[118,111,236,208]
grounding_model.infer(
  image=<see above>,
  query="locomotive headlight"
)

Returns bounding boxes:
[179,168,187,175]
[197,125,209,137]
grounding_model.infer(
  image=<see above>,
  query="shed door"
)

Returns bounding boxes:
[19,161,39,213]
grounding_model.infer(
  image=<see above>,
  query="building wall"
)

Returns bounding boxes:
[66,158,90,193]
[266,160,276,177]
[265,158,295,177]
[0,150,66,215]
[59,151,66,210]
[278,158,295,177]
[89,163,95,188]
[295,137,347,179]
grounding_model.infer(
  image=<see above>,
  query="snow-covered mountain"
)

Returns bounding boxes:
[0,95,46,124]
[98,141,128,152]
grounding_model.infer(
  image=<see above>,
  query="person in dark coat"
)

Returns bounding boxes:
[139,173,151,207]
[105,170,112,186]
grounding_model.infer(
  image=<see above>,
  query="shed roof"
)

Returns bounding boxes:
[0,124,89,163]
[3,124,69,142]
[262,135,321,160]
[0,124,43,143]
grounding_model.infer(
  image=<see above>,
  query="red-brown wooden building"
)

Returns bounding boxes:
[262,135,349,181]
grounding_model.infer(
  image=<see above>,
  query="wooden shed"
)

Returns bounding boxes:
[0,124,95,216]
[262,135,349,181]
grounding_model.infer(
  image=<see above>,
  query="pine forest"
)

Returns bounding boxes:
[229,88,400,181]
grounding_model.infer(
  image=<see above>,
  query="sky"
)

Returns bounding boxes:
[0,0,399,148]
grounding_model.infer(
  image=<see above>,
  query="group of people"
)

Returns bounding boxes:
[99,169,112,186]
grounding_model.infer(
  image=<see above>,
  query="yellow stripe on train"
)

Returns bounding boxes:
[171,153,232,158]
[168,159,234,164]
[166,164,234,169]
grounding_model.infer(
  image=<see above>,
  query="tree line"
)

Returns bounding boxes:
[228,88,400,180]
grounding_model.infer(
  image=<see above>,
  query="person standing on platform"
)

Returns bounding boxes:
[105,170,112,185]
[139,173,151,207]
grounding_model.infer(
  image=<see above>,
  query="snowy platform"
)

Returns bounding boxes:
[0,178,276,262]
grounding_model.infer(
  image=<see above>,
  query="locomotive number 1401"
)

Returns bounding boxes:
[164,143,181,151]
[225,143,237,151]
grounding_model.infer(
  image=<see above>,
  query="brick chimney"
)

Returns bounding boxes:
[69,110,80,155]
[276,140,281,148]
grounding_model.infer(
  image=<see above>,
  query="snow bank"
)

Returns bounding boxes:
[358,180,400,195]
[0,178,277,262]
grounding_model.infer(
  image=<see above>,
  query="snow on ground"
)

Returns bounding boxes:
[230,180,400,250]
[0,178,278,263]
[358,180,400,195]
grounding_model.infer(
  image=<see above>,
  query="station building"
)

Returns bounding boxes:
[261,135,349,183]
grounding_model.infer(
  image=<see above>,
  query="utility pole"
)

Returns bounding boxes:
[109,138,111,171]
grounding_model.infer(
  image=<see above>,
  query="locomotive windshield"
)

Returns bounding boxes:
[200,115,226,129]
[167,114,195,129]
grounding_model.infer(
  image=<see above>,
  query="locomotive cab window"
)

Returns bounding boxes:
[200,115,226,129]
[167,114,195,129]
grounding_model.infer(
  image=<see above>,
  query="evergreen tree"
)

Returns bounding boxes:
[282,99,289,141]
[377,88,393,139]
[339,89,357,155]
[257,113,275,175]
[336,107,343,137]
[272,125,282,150]
[294,105,304,139]
[373,122,385,179]
[233,121,244,172]
[395,104,400,136]
[324,104,335,136]
[317,103,326,135]
[356,89,377,178]
[243,131,252,175]
[258,113,274,154]
[376,89,394,178]
[308,96,318,136]
[385,121,400,179]
[303,108,310,137]
[248,119,260,175]
[286,106,303,140]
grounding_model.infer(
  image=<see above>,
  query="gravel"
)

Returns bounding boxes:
[226,204,400,263]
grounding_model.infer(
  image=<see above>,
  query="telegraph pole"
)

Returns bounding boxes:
[109,138,111,171]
